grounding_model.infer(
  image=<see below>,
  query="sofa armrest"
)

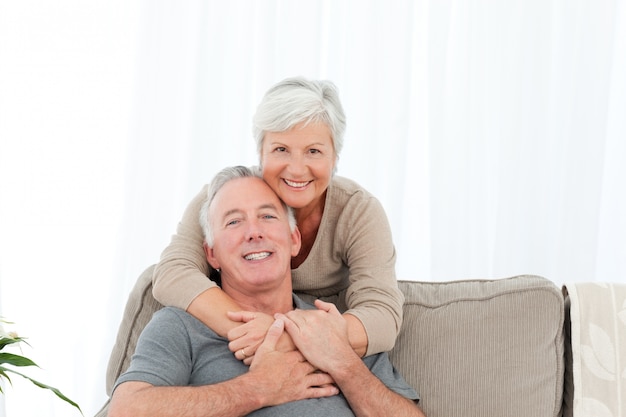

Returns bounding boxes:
[95,265,163,417]
[562,282,626,417]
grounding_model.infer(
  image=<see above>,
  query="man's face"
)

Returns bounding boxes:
[204,177,301,293]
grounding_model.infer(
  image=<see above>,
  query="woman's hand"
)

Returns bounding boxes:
[227,311,296,364]
[277,300,357,373]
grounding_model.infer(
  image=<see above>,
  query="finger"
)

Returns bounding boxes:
[227,310,258,323]
[241,341,273,365]
[228,334,260,351]
[238,340,262,362]
[227,325,247,342]
[258,318,284,352]
[306,384,339,398]
[294,351,306,362]
[314,299,338,314]
[228,338,247,353]
[274,312,288,322]
[227,313,262,343]
[232,347,247,361]
[307,372,335,388]
[275,313,301,338]
[280,310,307,328]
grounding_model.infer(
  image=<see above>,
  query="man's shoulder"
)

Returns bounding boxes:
[153,306,190,320]
[292,293,316,310]
[150,307,218,337]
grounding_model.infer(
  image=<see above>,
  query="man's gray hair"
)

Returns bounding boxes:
[199,165,297,246]
[252,77,346,160]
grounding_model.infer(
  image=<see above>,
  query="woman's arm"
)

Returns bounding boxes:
[186,287,243,337]
[280,301,425,417]
[344,313,368,357]
[189,289,295,361]
[152,185,217,310]
[293,178,403,356]
[336,183,405,355]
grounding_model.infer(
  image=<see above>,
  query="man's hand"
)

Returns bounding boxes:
[109,319,340,417]
[227,311,296,364]
[277,300,360,373]
[277,306,427,417]
[247,318,338,406]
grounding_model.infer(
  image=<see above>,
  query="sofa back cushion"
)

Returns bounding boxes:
[98,269,565,417]
[390,275,565,417]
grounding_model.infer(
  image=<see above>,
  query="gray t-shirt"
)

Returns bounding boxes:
[114,296,419,416]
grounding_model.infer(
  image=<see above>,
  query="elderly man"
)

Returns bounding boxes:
[108,166,424,417]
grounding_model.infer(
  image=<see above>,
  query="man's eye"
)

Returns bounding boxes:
[226,219,240,226]
[262,214,277,220]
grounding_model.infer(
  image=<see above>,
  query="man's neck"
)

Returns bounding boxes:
[222,278,294,315]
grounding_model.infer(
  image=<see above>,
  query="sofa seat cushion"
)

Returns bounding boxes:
[390,275,564,417]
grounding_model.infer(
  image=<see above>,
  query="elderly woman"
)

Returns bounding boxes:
[152,77,403,358]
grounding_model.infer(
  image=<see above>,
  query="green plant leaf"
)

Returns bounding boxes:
[0,367,82,415]
[0,352,38,367]
[1,320,80,414]
[0,337,26,350]
[0,367,12,392]
[0,368,11,381]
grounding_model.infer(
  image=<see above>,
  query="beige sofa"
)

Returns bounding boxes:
[95,265,626,417]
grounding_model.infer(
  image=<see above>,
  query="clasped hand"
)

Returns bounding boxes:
[245,317,339,406]
[277,300,357,373]
[227,299,353,372]
[227,310,295,364]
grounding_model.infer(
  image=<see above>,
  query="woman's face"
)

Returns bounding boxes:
[260,121,336,213]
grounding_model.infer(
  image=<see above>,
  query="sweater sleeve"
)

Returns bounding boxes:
[337,190,404,355]
[152,185,218,309]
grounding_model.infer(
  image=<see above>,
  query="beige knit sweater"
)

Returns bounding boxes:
[152,176,404,355]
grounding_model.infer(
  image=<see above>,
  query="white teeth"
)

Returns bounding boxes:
[244,252,271,261]
[284,179,310,188]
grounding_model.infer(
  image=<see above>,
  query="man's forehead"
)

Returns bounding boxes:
[211,177,281,214]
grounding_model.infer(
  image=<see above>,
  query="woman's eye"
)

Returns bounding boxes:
[308,148,321,155]
[274,146,287,153]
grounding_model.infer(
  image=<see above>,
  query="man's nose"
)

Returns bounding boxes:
[245,220,264,241]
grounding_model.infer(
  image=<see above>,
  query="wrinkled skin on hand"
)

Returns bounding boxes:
[227,311,296,364]
[277,300,357,373]
[248,319,338,405]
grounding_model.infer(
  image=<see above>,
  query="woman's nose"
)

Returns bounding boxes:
[286,152,307,176]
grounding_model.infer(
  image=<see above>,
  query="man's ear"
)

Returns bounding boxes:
[290,226,302,258]
[204,242,220,270]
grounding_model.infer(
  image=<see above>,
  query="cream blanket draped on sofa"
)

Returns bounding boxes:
[563,282,626,417]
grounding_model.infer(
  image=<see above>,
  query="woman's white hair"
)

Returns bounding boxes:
[252,77,347,160]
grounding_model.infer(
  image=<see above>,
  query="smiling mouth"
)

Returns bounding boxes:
[284,179,312,188]
[244,252,271,261]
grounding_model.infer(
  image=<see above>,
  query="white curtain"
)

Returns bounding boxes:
[1,1,624,416]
